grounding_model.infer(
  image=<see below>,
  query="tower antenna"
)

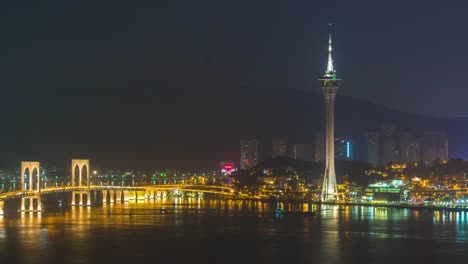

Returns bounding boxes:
[325,23,335,77]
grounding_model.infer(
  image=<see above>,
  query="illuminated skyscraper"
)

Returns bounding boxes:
[335,137,352,160]
[319,34,340,202]
[240,139,258,169]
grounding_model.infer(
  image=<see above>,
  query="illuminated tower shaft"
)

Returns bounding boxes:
[320,34,340,202]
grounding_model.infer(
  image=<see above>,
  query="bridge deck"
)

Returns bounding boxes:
[0,184,236,201]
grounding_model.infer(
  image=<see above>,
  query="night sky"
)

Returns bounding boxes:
[0,1,467,168]
[2,0,467,116]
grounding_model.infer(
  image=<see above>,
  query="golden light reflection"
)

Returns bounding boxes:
[2,197,468,264]
[373,207,388,220]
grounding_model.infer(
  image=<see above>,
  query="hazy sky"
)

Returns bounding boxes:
[2,0,468,117]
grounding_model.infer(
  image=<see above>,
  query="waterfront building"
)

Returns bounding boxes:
[363,180,410,203]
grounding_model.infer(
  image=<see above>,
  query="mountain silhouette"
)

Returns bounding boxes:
[0,83,464,169]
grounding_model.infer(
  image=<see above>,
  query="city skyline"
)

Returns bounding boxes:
[2,2,468,263]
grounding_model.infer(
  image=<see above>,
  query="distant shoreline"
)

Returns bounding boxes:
[311,201,468,212]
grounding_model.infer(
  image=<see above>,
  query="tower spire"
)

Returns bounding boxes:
[325,33,336,78]
[326,34,334,74]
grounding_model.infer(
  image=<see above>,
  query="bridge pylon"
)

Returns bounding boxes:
[123,190,130,202]
[115,190,122,203]
[71,159,91,206]
[20,161,42,212]
[102,189,108,203]
[109,190,115,203]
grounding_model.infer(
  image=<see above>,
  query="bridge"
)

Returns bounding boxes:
[0,159,238,215]
[0,184,237,215]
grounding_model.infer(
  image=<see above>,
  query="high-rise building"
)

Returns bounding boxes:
[422,131,448,163]
[293,143,306,160]
[408,139,421,163]
[397,131,411,163]
[240,139,258,170]
[381,123,396,166]
[292,143,314,161]
[272,139,289,158]
[367,131,379,167]
[314,131,326,162]
[319,33,340,202]
[335,137,353,160]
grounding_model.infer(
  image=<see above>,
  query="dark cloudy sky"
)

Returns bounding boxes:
[1,0,468,117]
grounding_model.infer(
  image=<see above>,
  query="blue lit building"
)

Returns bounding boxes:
[335,137,353,160]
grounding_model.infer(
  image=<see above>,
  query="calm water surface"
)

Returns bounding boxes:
[0,199,467,264]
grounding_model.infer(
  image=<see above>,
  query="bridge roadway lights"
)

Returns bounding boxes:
[0,201,4,215]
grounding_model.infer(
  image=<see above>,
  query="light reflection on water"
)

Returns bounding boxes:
[0,199,467,264]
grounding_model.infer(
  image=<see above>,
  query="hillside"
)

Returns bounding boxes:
[0,84,464,169]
